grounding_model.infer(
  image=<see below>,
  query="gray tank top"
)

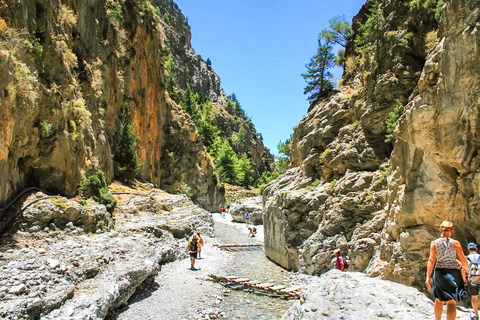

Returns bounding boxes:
[435,237,459,269]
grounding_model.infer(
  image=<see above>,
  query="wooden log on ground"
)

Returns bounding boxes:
[213,243,263,248]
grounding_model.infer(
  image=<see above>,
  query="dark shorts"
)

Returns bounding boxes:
[189,252,197,259]
[433,268,467,302]
[469,283,480,295]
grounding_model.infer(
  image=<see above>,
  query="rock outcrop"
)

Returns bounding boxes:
[263,0,480,290]
[0,188,214,320]
[229,196,263,225]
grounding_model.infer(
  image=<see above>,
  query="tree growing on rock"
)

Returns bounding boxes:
[114,102,139,183]
[302,36,335,103]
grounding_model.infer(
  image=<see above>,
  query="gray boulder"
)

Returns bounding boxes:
[229,196,263,225]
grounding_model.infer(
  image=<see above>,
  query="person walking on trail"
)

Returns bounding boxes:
[245,213,250,227]
[467,242,480,320]
[426,220,469,320]
[333,249,345,271]
[186,234,201,270]
[196,231,204,259]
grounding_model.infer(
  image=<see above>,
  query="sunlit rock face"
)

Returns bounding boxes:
[263,0,480,289]
[0,0,275,212]
[368,0,480,286]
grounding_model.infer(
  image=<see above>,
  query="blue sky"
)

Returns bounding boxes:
[174,0,366,156]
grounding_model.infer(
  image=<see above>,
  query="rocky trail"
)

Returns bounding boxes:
[108,214,296,320]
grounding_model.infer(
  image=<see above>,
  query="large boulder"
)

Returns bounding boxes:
[229,196,263,225]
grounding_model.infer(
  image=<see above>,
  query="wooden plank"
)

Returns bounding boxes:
[269,285,286,291]
[213,243,263,248]
[224,275,238,280]
[281,286,300,293]
[244,280,262,285]
[235,278,251,283]
[256,282,275,289]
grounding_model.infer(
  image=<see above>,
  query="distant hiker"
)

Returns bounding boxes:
[186,234,201,270]
[219,205,226,218]
[197,231,204,259]
[333,249,345,271]
[426,220,469,320]
[467,242,480,320]
[245,213,250,227]
[248,227,256,237]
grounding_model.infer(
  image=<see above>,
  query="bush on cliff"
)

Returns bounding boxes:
[78,171,117,214]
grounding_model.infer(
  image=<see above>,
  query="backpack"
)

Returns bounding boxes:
[343,258,349,270]
[469,254,480,285]
[189,239,198,252]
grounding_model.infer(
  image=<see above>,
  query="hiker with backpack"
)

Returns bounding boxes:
[467,242,480,320]
[186,234,201,270]
[426,220,469,320]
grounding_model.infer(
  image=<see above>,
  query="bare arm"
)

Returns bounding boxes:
[454,240,469,272]
[426,241,436,289]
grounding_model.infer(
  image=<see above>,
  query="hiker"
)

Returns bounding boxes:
[467,242,480,320]
[245,213,250,227]
[219,205,226,218]
[426,220,469,320]
[248,227,256,237]
[333,249,345,271]
[186,234,201,270]
[197,231,204,259]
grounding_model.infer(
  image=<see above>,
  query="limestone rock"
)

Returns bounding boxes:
[229,196,263,225]
[282,270,469,320]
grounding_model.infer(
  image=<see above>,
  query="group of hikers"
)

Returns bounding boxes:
[185,218,480,319]
[426,220,480,320]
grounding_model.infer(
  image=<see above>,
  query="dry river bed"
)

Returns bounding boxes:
[106,213,299,320]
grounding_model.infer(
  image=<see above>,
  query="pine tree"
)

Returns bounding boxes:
[276,135,292,174]
[354,0,385,69]
[301,36,335,103]
[321,15,352,49]
[181,85,199,121]
[215,140,239,185]
[238,153,254,188]
[114,102,139,183]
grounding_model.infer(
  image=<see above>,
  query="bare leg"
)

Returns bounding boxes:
[473,295,479,317]
[445,300,456,320]
[190,256,195,269]
[434,299,444,320]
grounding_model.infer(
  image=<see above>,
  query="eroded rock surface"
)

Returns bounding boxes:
[0,189,213,320]
[282,270,469,320]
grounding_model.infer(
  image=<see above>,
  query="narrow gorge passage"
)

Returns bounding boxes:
[108,214,296,319]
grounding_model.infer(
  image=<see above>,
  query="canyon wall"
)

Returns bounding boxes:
[263,0,480,289]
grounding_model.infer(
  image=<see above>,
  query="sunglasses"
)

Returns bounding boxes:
[441,228,453,232]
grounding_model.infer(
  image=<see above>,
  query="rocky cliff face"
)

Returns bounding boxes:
[263,0,480,289]
[0,0,272,213]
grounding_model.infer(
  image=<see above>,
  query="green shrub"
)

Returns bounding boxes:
[329,179,338,194]
[385,100,404,142]
[40,120,52,138]
[320,149,333,161]
[78,170,117,213]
